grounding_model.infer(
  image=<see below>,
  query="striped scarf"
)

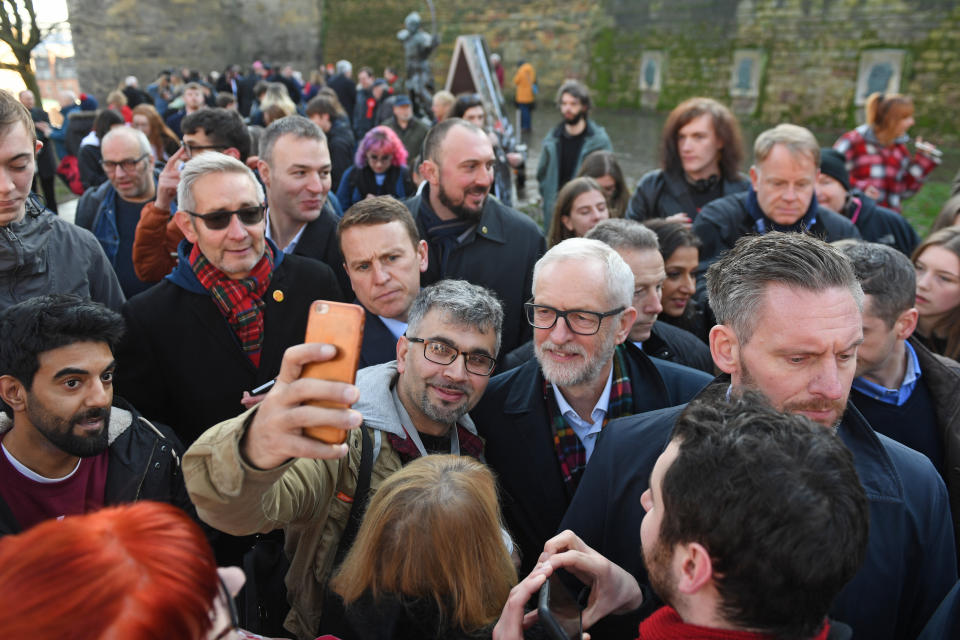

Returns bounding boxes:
[387,424,485,464]
[189,242,274,367]
[544,344,634,498]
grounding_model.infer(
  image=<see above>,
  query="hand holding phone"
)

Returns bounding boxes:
[538,570,585,640]
[300,301,365,444]
[240,342,361,469]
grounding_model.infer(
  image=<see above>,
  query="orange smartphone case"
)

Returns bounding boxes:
[300,300,366,444]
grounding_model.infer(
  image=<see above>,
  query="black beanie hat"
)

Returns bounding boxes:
[819,148,850,191]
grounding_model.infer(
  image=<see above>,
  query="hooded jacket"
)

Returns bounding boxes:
[183,361,482,640]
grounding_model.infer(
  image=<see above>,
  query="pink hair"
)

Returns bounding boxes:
[354,125,409,169]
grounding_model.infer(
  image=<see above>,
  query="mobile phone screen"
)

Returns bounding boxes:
[537,570,584,640]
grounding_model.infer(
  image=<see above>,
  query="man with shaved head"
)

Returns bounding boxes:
[76,127,159,297]
[405,118,545,354]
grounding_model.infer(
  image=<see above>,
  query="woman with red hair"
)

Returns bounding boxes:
[0,501,249,640]
[833,92,941,213]
[335,125,415,210]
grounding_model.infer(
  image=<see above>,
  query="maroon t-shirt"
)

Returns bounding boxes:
[0,433,109,531]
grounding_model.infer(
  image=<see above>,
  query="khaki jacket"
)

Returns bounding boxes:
[183,361,481,639]
[184,409,402,639]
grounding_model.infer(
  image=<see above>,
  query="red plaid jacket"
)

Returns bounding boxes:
[834,124,940,213]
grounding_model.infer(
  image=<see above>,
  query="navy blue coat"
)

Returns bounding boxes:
[560,382,957,640]
[358,310,399,369]
[471,342,712,575]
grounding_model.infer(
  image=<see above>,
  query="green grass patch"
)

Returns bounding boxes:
[902,181,950,239]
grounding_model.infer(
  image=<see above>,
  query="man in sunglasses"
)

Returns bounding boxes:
[471,238,711,576]
[183,279,503,639]
[131,108,251,282]
[76,127,159,298]
[116,152,343,448]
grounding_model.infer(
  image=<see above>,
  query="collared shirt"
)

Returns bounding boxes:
[632,340,643,351]
[551,368,613,461]
[852,341,922,406]
[264,209,307,254]
[379,316,407,341]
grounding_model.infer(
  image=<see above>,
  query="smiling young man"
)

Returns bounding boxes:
[0,294,192,535]
[258,115,352,297]
[0,90,123,312]
[626,97,749,225]
[472,238,711,575]
[560,232,956,640]
[693,124,859,281]
[405,118,545,354]
[338,196,428,367]
[116,153,342,447]
[183,279,503,639]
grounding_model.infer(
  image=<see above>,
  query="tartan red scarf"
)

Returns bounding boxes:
[189,242,274,367]
[638,607,831,640]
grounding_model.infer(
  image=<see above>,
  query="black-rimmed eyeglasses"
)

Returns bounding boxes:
[406,337,497,376]
[101,153,149,173]
[184,205,266,231]
[524,302,625,336]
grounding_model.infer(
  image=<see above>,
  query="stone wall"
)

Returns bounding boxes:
[66,0,321,101]
[588,0,960,136]
[65,0,960,135]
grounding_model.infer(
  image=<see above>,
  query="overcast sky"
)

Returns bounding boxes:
[38,0,68,28]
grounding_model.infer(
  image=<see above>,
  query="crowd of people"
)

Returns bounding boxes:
[1,50,960,640]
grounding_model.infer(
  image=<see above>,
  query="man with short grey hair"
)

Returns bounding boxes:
[257,115,351,296]
[116,152,343,448]
[472,237,711,575]
[693,123,859,281]
[561,231,956,640]
[76,127,158,297]
[183,279,503,638]
[586,219,712,372]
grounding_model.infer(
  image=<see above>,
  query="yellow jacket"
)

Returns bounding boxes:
[512,62,536,104]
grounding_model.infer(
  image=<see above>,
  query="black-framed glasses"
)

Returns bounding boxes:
[406,337,497,376]
[184,204,265,231]
[209,575,239,640]
[181,140,228,158]
[524,301,625,336]
[101,153,149,173]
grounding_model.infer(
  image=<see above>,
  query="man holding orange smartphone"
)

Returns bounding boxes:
[183,279,503,640]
